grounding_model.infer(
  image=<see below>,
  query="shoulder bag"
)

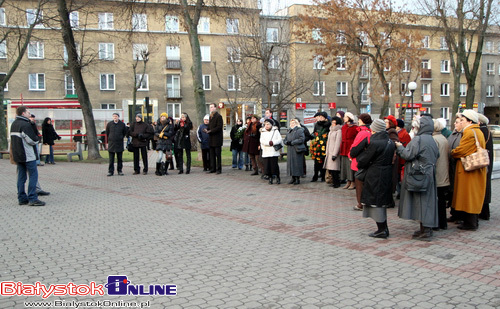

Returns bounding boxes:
[461,129,489,171]
[270,130,283,151]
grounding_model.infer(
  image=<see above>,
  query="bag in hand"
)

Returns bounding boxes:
[405,161,431,192]
[273,143,283,151]
[461,130,489,171]
[126,140,135,152]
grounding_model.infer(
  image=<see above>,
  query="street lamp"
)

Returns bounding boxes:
[408,81,417,123]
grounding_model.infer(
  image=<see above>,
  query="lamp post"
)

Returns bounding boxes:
[408,81,417,123]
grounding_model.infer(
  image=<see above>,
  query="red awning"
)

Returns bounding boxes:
[10,100,81,109]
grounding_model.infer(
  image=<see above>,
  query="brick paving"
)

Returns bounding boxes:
[1,152,500,308]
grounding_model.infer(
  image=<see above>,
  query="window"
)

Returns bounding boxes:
[132,13,147,31]
[0,41,6,58]
[311,28,322,43]
[486,85,494,97]
[26,9,43,27]
[0,73,7,91]
[132,44,148,60]
[336,31,346,44]
[100,73,115,90]
[202,75,211,90]
[63,43,80,64]
[485,41,493,53]
[227,47,240,62]
[200,46,210,62]
[65,72,76,96]
[136,74,149,91]
[99,43,114,60]
[459,83,467,97]
[336,56,346,70]
[267,28,278,43]
[422,83,431,101]
[402,59,410,72]
[28,41,44,59]
[486,63,494,75]
[440,83,449,96]
[380,32,391,47]
[422,35,430,48]
[69,11,79,28]
[440,60,450,73]
[166,46,180,60]
[271,81,280,96]
[336,81,347,96]
[226,18,239,34]
[269,54,279,69]
[165,15,179,32]
[384,63,391,72]
[313,55,324,70]
[421,59,431,69]
[227,75,240,91]
[0,8,5,26]
[167,103,181,119]
[167,74,181,97]
[360,82,369,102]
[498,85,500,97]
[198,17,210,33]
[360,58,369,78]
[440,107,450,121]
[98,13,113,30]
[359,31,368,45]
[313,81,325,96]
[440,36,447,49]
[29,73,45,91]
[101,103,116,109]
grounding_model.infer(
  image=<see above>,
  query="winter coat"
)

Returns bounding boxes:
[174,120,193,150]
[301,124,312,156]
[480,124,493,205]
[432,132,450,187]
[323,124,342,171]
[243,122,261,155]
[357,131,395,207]
[397,116,439,227]
[349,125,371,171]
[208,112,224,147]
[284,126,305,177]
[397,128,412,167]
[230,124,244,151]
[448,129,462,187]
[155,119,175,152]
[10,115,39,163]
[451,124,487,214]
[197,124,210,150]
[42,123,60,145]
[260,126,283,158]
[106,120,128,153]
[129,120,154,148]
[340,123,358,156]
[310,120,331,164]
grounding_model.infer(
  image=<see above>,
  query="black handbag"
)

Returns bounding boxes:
[271,130,283,151]
[126,140,135,152]
[354,169,366,181]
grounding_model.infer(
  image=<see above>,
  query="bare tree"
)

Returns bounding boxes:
[0,0,47,150]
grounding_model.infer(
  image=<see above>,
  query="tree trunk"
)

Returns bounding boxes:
[57,0,101,160]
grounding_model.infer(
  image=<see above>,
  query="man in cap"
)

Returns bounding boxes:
[106,112,128,176]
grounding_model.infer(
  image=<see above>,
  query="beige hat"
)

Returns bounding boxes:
[477,113,489,125]
[462,109,478,124]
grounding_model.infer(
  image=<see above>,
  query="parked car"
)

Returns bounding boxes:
[487,125,500,138]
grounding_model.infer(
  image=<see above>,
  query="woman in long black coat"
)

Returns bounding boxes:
[174,113,193,174]
[42,117,60,164]
[283,118,306,185]
[478,114,493,220]
[356,119,395,239]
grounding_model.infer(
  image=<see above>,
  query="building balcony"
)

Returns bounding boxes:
[421,69,432,79]
[166,59,181,70]
[166,89,181,99]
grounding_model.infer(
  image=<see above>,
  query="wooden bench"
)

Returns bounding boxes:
[42,141,83,162]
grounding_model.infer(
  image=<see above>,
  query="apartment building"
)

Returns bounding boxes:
[482,29,500,124]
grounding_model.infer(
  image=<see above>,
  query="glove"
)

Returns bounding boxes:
[159,132,164,139]
[331,155,337,161]
[286,141,292,146]
[269,141,274,146]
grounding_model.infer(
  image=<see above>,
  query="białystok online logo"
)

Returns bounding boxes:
[1,276,177,299]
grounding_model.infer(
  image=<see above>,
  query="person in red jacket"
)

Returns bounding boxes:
[340,112,358,189]
[396,119,411,199]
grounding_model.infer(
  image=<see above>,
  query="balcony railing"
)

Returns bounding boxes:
[167,89,181,98]
[421,69,432,79]
[166,59,181,70]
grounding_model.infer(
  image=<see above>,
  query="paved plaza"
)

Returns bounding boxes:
[1,154,500,308]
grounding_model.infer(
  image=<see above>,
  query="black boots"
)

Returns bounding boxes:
[289,176,300,185]
[269,176,273,185]
[369,221,389,239]
[251,169,259,175]
[155,163,162,176]
[413,223,433,240]
[268,175,280,185]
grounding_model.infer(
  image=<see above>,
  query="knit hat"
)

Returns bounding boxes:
[396,119,405,128]
[345,112,355,122]
[203,114,210,120]
[264,118,274,125]
[462,109,478,123]
[384,115,397,127]
[336,110,345,118]
[136,113,143,119]
[477,113,489,125]
[314,111,328,119]
[358,113,372,125]
[371,119,386,133]
[160,112,168,118]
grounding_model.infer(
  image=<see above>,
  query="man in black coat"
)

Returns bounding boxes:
[29,114,50,196]
[106,113,128,176]
[128,114,154,175]
[205,103,224,174]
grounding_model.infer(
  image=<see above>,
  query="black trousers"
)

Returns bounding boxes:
[201,148,210,170]
[263,156,279,177]
[133,146,148,173]
[209,146,222,172]
[437,186,449,229]
[175,148,191,172]
[108,151,123,174]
